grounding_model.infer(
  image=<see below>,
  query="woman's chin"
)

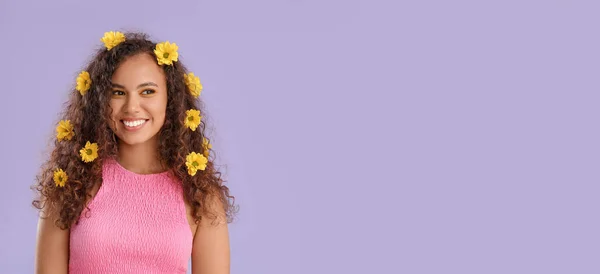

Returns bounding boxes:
[117,135,156,146]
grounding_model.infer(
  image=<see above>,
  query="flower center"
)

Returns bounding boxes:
[163,52,169,58]
[58,176,63,182]
[188,116,194,121]
[192,161,199,167]
[86,149,93,155]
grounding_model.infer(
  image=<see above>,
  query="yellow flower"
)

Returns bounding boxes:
[184,72,203,98]
[79,141,99,163]
[184,109,201,131]
[56,120,75,141]
[76,71,91,95]
[186,152,208,176]
[154,41,179,65]
[101,31,126,50]
[53,168,68,187]
[202,138,212,157]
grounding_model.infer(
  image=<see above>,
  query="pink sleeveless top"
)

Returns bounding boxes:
[69,158,193,273]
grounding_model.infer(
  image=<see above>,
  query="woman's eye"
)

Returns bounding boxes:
[141,89,155,95]
[112,90,125,96]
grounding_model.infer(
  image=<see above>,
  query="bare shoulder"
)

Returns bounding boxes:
[35,204,70,274]
[191,195,230,274]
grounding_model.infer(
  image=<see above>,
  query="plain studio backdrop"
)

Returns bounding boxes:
[0,0,599,273]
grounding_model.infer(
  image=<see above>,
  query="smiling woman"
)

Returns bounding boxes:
[31,31,237,274]
[109,54,168,147]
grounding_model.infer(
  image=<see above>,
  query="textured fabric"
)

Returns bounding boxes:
[69,158,193,273]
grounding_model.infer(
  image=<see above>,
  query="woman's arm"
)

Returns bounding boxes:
[35,209,69,274]
[191,196,231,274]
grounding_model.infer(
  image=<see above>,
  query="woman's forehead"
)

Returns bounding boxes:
[111,54,166,88]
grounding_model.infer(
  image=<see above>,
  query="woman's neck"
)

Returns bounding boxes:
[116,138,166,175]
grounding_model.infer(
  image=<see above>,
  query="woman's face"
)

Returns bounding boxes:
[108,53,168,146]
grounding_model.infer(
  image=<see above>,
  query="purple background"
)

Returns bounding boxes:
[1,0,599,273]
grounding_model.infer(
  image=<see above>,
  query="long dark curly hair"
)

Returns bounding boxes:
[32,32,237,230]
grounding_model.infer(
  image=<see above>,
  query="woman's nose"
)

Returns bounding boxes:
[124,96,141,114]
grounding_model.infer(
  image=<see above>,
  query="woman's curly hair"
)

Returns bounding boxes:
[31,32,237,230]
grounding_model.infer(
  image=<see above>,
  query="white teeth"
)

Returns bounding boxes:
[123,120,146,127]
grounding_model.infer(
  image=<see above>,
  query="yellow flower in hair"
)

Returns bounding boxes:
[79,141,99,163]
[154,41,179,65]
[184,109,201,131]
[184,72,203,98]
[76,71,91,95]
[186,152,208,176]
[202,137,212,157]
[56,120,75,141]
[101,31,126,50]
[53,168,68,187]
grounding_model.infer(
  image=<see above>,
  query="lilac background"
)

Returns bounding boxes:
[1,0,599,273]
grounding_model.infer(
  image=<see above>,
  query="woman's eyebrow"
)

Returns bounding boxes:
[137,82,158,88]
[111,83,126,89]
[111,82,158,89]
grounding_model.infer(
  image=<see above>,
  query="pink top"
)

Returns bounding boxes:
[69,158,193,273]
